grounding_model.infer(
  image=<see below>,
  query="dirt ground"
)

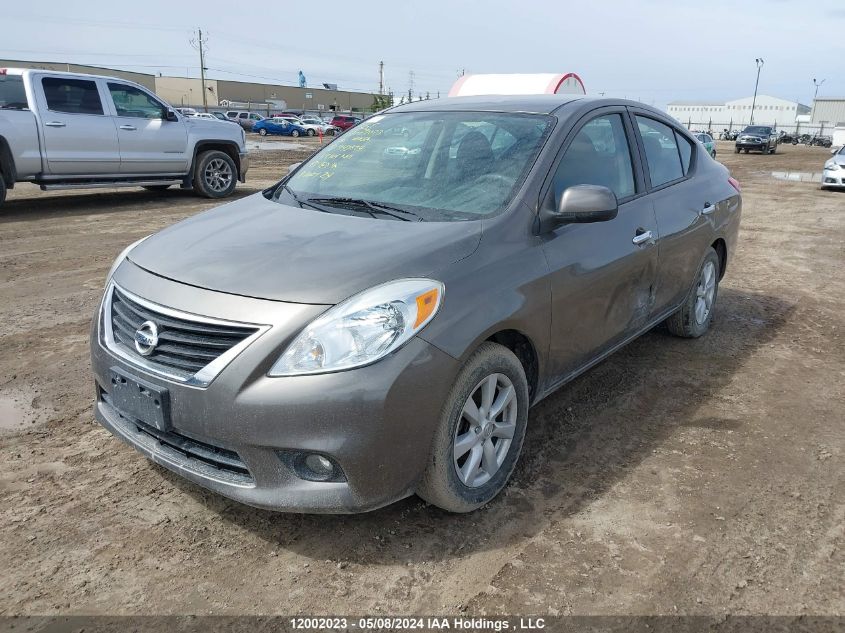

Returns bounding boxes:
[0,139,842,616]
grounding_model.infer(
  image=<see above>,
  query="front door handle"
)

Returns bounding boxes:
[44,121,66,127]
[632,229,654,246]
[119,124,137,131]
[702,202,716,215]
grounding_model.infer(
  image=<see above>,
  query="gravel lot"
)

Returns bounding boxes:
[0,139,842,616]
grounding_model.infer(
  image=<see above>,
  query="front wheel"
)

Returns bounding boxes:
[193,150,237,199]
[417,342,529,513]
[735,146,741,154]
[665,247,720,338]
[0,175,6,206]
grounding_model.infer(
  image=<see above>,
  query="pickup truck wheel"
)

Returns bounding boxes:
[665,247,720,338]
[142,185,172,191]
[193,150,237,199]
[770,144,776,155]
[0,176,6,206]
[735,146,740,154]
[416,342,529,513]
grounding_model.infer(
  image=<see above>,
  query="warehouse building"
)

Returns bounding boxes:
[666,95,811,131]
[810,97,845,129]
[0,59,380,114]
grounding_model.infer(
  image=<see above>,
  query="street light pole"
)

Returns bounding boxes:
[750,58,764,124]
[813,78,826,101]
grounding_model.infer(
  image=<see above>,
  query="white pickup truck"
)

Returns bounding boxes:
[0,68,249,206]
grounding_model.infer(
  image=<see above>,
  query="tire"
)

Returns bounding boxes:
[735,146,741,154]
[259,128,267,136]
[192,150,237,199]
[306,128,315,137]
[142,185,172,191]
[291,130,300,138]
[416,342,530,513]
[665,247,720,338]
[0,175,6,206]
[711,150,717,159]
[770,144,776,155]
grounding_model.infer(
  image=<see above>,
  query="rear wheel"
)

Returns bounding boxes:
[306,128,315,137]
[192,150,237,199]
[665,247,720,338]
[0,175,6,206]
[417,342,529,513]
[259,128,267,136]
[291,130,300,138]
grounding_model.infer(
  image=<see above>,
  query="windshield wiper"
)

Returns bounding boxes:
[306,197,421,222]
[278,184,332,213]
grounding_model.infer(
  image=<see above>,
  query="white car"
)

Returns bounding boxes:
[272,116,323,137]
[300,116,339,135]
[821,146,845,190]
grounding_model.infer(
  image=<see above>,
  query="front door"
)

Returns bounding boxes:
[106,82,189,174]
[541,110,659,382]
[36,75,120,175]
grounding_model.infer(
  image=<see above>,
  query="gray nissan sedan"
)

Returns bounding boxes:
[91,95,741,513]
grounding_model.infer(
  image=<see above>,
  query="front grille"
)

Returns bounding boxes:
[109,286,259,380]
[100,389,253,484]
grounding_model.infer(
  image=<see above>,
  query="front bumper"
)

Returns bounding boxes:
[90,262,461,513]
[238,151,249,182]
[822,168,845,188]
[736,141,768,151]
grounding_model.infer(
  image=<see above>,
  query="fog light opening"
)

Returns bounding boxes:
[278,450,347,483]
[304,453,334,477]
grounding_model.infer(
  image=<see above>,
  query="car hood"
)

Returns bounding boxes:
[128,193,482,304]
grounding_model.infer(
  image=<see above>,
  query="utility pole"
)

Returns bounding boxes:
[408,70,415,102]
[750,58,764,124]
[378,61,385,95]
[813,78,825,101]
[190,29,209,112]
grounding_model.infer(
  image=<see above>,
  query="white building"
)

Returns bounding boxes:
[666,95,811,131]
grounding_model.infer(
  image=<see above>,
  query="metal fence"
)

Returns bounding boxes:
[679,119,830,138]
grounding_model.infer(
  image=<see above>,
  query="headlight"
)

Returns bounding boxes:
[105,235,151,285]
[825,162,840,171]
[269,278,444,376]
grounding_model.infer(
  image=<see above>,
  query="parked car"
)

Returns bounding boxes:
[270,116,324,137]
[252,118,308,137]
[0,68,248,206]
[300,116,339,135]
[226,111,265,131]
[694,132,717,158]
[210,111,241,125]
[330,114,362,131]
[735,125,778,154]
[821,145,845,190]
[90,95,741,513]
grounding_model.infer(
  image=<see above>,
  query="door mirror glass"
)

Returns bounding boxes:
[166,108,178,122]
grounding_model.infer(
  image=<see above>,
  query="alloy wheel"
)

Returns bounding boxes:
[203,158,233,193]
[695,261,716,324]
[452,373,518,488]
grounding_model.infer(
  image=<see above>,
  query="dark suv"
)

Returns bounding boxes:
[330,114,362,131]
[735,125,778,154]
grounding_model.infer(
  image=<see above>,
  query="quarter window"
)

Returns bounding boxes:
[675,131,694,174]
[552,113,636,201]
[42,77,103,115]
[636,117,683,187]
[108,83,165,119]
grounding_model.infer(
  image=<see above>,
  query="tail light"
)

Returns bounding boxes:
[728,176,741,193]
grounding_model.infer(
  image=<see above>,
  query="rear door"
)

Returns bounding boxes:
[106,82,188,174]
[631,112,715,314]
[34,74,120,175]
[541,108,659,381]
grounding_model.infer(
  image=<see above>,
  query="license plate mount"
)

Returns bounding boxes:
[109,366,171,431]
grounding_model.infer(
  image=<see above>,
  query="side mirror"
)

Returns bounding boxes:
[166,109,179,122]
[539,185,618,233]
[832,148,839,155]
[288,162,302,174]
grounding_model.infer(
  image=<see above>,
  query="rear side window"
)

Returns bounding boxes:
[675,131,693,174]
[42,77,103,115]
[636,117,683,187]
[0,74,28,110]
[553,113,636,200]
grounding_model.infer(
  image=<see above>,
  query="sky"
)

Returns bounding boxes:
[2,0,843,110]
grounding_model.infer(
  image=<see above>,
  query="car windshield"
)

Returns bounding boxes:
[744,126,771,135]
[277,111,553,221]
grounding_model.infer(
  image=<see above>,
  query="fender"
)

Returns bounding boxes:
[184,140,245,188]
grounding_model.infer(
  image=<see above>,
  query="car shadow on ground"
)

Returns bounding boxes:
[160,287,793,564]
[0,187,262,222]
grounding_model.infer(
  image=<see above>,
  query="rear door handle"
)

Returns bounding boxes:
[702,202,716,215]
[632,229,654,246]
[44,121,66,127]
[119,124,137,131]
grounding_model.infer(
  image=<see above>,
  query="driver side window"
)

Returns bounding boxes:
[108,83,165,119]
[552,113,636,202]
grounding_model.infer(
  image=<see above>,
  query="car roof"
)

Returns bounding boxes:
[384,94,669,117]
